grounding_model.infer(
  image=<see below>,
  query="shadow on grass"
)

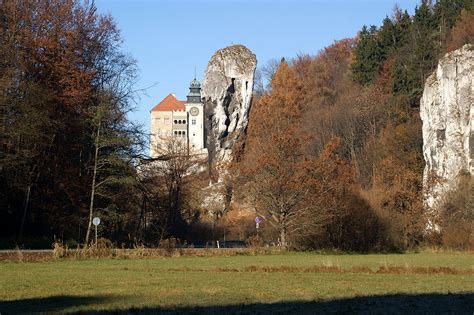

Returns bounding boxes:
[1,293,473,314]
[0,295,115,314]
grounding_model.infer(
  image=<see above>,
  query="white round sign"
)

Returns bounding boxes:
[92,217,101,226]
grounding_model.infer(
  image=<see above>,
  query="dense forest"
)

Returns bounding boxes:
[1,0,472,250]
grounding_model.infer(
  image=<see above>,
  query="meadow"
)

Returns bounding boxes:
[0,251,473,313]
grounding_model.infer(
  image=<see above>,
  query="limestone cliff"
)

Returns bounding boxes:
[420,44,473,211]
[201,44,257,183]
[199,44,256,214]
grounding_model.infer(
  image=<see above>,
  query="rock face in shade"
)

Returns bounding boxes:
[420,44,473,212]
[200,44,256,214]
[201,44,257,183]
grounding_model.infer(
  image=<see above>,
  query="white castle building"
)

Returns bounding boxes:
[150,78,206,157]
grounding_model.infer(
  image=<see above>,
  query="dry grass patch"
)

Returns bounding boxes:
[170,265,472,275]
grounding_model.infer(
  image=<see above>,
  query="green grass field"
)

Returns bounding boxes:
[1,252,473,313]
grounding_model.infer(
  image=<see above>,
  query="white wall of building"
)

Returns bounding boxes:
[186,102,205,151]
[150,110,173,157]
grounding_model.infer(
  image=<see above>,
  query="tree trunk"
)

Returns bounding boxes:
[85,123,100,246]
[135,194,147,243]
[17,185,31,244]
[280,225,287,249]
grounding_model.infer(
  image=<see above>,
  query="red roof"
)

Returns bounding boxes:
[150,94,186,112]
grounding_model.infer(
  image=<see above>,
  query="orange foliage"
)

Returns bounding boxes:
[241,60,380,250]
[302,39,354,109]
[364,119,426,249]
[1,0,119,113]
[446,9,474,52]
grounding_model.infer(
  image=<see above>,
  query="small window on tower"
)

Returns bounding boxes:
[174,120,178,124]
[192,119,196,125]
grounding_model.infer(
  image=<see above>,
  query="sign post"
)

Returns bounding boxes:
[92,217,100,247]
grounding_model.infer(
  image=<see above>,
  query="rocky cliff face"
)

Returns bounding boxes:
[420,44,473,211]
[202,45,257,183]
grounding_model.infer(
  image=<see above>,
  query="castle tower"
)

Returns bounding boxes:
[185,78,205,151]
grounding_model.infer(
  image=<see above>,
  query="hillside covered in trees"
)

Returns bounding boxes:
[0,0,472,250]
[243,0,473,250]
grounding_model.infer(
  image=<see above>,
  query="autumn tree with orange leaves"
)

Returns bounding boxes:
[240,60,306,248]
[240,60,375,249]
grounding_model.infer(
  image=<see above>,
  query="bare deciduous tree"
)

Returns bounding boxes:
[140,136,206,240]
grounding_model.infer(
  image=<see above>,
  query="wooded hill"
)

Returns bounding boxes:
[1,0,472,250]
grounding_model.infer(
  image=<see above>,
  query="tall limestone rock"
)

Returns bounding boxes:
[202,44,257,182]
[201,44,257,213]
[420,44,473,211]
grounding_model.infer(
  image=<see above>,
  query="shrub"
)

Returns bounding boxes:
[246,235,264,248]
[439,175,473,250]
[159,237,180,256]
[52,241,67,259]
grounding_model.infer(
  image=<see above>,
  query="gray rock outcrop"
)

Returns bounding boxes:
[420,44,473,211]
[202,44,257,183]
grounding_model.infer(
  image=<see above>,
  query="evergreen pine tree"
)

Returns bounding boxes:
[379,16,398,55]
[351,25,385,85]
[414,2,438,80]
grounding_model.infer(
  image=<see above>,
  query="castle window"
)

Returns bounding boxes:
[155,118,160,125]
[174,131,178,135]
[183,120,186,124]
[164,118,170,125]
[179,120,182,124]
[174,119,178,124]
[192,119,196,125]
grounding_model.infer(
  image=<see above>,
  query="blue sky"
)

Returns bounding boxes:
[95,0,420,130]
